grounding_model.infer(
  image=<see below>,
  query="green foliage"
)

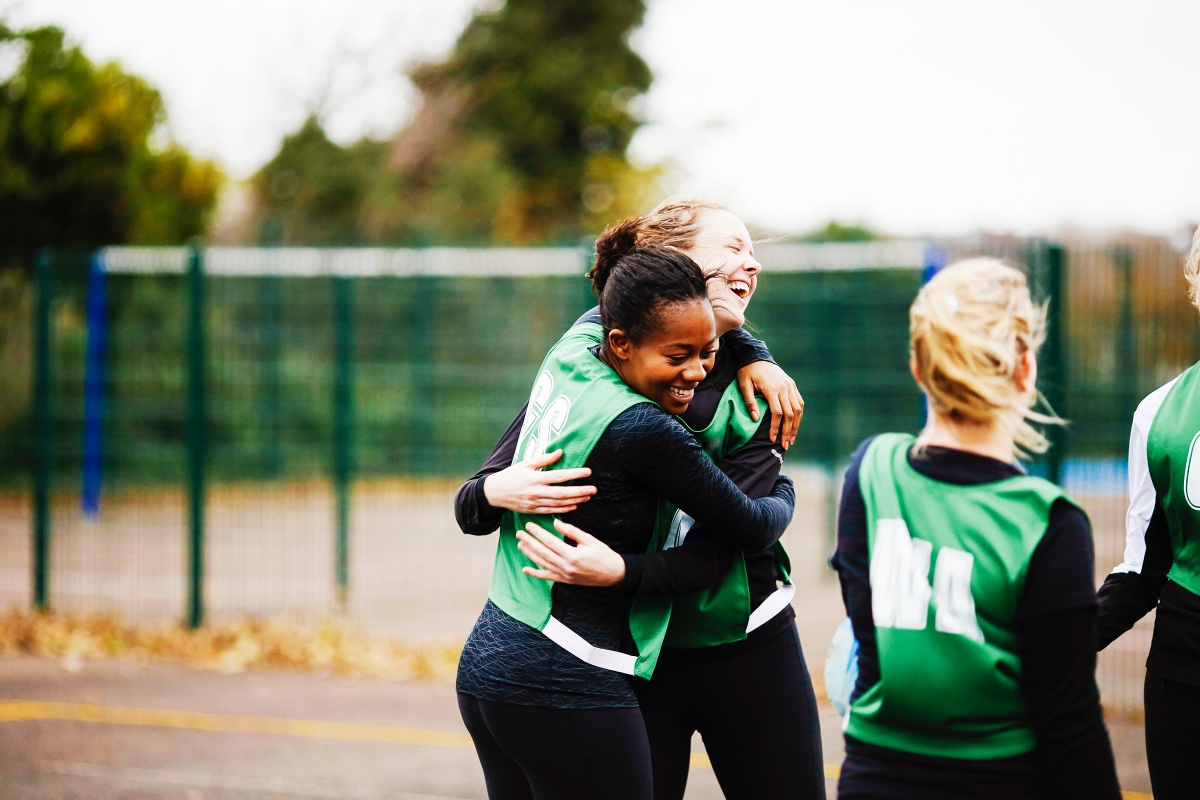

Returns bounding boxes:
[0,22,222,246]
[253,0,661,247]
[800,221,882,243]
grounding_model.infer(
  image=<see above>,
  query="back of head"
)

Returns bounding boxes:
[910,258,1053,457]
[1186,226,1200,315]
[599,246,708,344]
[588,199,727,296]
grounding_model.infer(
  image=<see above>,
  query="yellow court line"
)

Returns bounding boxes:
[0,699,1152,798]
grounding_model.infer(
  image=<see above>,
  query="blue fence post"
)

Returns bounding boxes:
[82,251,107,518]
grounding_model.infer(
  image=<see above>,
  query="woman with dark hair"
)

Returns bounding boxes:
[455,242,797,800]
[457,201,824,800]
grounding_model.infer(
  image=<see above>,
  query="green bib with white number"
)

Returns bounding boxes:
[1148,360,1200,596]
[847,433,1074,760]
[487,322,673,680]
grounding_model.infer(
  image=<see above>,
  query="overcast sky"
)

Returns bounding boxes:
[6,0,1200,239]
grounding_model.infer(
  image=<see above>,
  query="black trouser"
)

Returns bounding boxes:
[457,694,653,800]
[633,620,826,800]
[1144,672,1200,800]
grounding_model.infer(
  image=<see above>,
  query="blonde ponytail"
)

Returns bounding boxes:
[910,258,1060,459]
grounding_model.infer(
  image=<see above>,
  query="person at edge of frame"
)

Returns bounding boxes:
[1095,226,1200,800]
[829,258,1121,800]
[460,201,824,800]
[454,240,798,800]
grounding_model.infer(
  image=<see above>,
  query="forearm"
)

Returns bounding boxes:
[620,530,736,597]
[1018,607,1121,800]
[720,325,773,368]
[455,477,505,536]
[1096,571,1164,649]
[453,403,525,535]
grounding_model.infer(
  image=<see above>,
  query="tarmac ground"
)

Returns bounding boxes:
[0,655,1153,800]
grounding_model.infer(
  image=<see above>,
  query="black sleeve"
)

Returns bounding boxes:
[829,437,878,700]
[1016,503,1121,800]
[622,408,784,597]
[572,305,602,327]
[1096,497,1171,649]
[610,405,796,553]
[719,326,774,370]
[1020,500,1099,617]
[1018,608,1122,799]
[453,403,526,536]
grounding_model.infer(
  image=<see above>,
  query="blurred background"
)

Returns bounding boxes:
[1,0,1199,722]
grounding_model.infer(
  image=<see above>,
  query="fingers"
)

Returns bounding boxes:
[552,519,596,544]
[537,467,594,486]
[738,374,760,422]
[768,394,784,444]
[519,449,565,469]
[521,566,558,582]
[517,529,566,574]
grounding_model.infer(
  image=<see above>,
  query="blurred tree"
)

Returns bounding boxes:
[800,221,882,243]
[0,22,222,246]
[253,116,389,245]
[253,0,660,246]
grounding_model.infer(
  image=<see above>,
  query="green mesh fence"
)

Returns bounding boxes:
[1,239,1196,716]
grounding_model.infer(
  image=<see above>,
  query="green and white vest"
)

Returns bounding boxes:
[651,380,794,649]
[1147,360,1200,595]
[487,322,672,680]
[846,433,1074,760]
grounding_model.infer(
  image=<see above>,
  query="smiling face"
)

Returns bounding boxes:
[608,297,718,415]
[678,209,761,335]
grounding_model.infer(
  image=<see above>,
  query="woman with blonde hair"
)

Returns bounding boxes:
[1096,228,1200,800]
[830,258,1120,799]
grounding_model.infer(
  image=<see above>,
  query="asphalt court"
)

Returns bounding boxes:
[0,656,1152,799]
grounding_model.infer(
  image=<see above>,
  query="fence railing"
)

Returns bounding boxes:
[1,238,1194,716]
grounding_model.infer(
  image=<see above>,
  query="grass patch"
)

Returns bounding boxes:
[0,608,461,681]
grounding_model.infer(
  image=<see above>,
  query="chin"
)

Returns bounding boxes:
[714,311,744,332]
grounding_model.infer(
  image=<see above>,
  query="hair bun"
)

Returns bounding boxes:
[588,218,643,296]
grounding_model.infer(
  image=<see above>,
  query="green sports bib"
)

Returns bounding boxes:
[846,433,1073,760]
[487,322,672,679]
[1147,360,1200,596]
[654,380,794,649]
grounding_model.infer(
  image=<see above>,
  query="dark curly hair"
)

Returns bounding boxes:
[593,245,708,344]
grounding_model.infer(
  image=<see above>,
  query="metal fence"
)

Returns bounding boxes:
[0,237,1195,716]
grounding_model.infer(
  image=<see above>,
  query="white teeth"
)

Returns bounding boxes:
[669,387,694,397]
[729,281,750,298]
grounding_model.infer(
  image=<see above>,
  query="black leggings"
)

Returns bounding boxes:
[457,694,653,800]
[633,620,826,800]
[1144,672,1200,800]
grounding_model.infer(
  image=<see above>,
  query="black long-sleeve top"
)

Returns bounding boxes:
[1094,379,1200,686]
[830,438,1121,800]
[455,340,795,708]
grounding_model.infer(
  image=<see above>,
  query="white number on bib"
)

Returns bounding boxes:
[871,518,983,642]
[1185,430,1200,510]
[870,519,932,630]
[932,547,984,642]
[519,371,572,462]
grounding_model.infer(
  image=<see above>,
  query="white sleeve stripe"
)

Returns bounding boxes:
[1113,379,1177,574]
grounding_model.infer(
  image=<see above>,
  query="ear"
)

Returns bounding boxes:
[909,353,923,386]
[607,328,634,362]
[1014,348,1037,395]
